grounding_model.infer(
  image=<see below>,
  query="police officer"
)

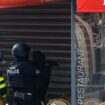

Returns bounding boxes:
[7,43,36,105]
[0,52,7,98]
[31,51,46,105]
[31,51,59,105]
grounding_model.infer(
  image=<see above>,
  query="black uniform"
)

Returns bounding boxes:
[7,43,36,105]
[31,51,59,105]
[7,60,36,105]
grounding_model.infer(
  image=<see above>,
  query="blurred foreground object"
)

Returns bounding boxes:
[84,99,100,105]
[47,98,70,105]
[100,102,105,105]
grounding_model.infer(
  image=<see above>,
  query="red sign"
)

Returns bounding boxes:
[77,0,105,12]
[0,0,63,8]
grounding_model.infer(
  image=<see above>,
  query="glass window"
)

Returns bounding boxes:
[75,13,105,105]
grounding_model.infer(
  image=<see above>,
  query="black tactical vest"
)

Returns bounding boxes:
[7,63,24,89]
[7,60,36,94]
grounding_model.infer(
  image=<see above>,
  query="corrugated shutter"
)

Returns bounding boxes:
[0,0,71,99]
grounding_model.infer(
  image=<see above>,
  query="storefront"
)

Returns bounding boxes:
[0,0,71,102]
[72,0,105,104]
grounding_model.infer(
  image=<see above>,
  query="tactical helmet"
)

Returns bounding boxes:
[12,43,30,58]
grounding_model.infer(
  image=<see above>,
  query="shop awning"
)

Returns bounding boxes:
[77,0,105,12]
[0,0,63,8]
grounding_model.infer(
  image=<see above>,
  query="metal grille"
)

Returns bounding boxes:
[0,1,71,98]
